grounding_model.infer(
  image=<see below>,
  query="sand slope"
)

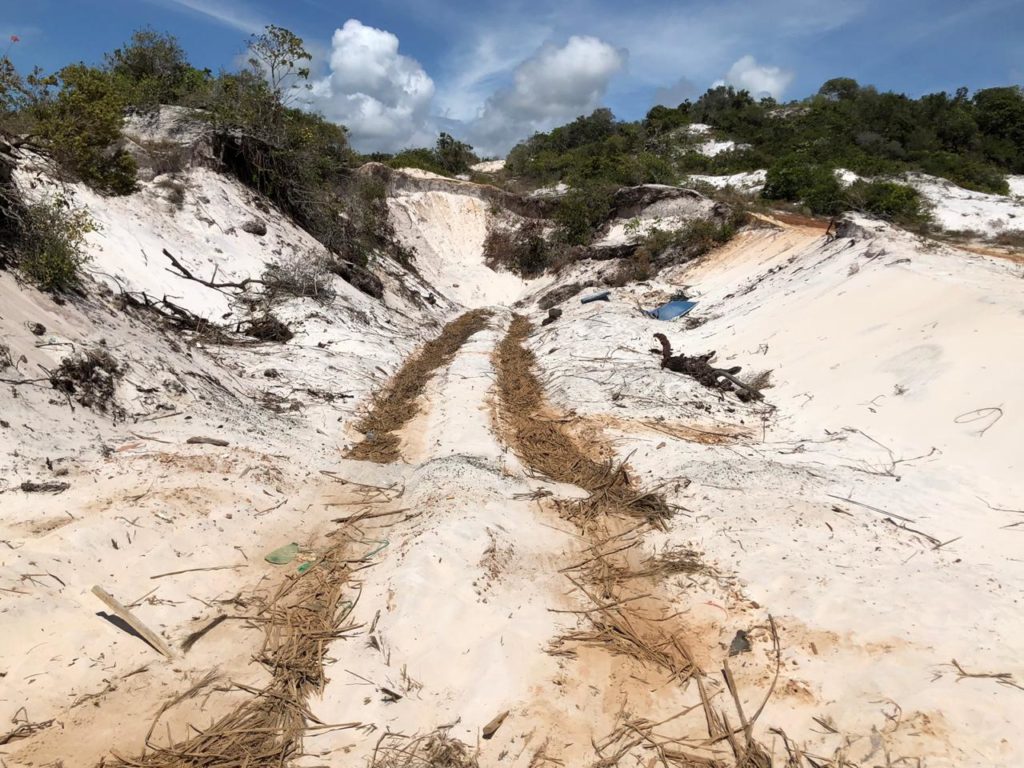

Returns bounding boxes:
[3,152,1024,767]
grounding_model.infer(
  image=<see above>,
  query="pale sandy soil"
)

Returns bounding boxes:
[470,160,506,174]
[524,216,1024,765]
[2,151,1023,768]
[687,169,767,193]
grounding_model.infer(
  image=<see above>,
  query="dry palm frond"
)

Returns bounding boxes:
[493,315,670,524]
[349,309,492,462]
[371,730,479,768]
[111,544,362,767]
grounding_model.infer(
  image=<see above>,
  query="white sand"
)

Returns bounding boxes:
[687,169,767,193]
[470,159,506,174]
[902,172,1024,236]
[387,184,538,307]
[4,134,1024,768]
[525,216,1024,765]
[594,187,719,247]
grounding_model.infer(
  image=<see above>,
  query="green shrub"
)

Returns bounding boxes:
[104,28,198,108]
[386,147,446,175]
[18,195,96,291]
[31,64,137,194]
[847,180,928,226]
[554,183,617,245]
[762,157,817,201]
[802,172,846,215]
[483,221,552,277]
[916,152,1008,194]
[763,158,845,215]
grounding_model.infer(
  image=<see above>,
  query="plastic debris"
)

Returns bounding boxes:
[265,542,300,565]
[580,290,611,304]
[644,299,697,321]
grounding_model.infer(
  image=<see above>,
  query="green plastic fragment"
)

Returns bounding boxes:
[361,539,390,560]
[297,561,315,574]
[265,542,299,565]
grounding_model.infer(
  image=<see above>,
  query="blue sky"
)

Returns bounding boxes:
[3,0,1022,155]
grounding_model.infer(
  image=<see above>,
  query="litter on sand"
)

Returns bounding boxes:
[580,290,611,304]
[265,542,300,565]
[644,299,697,321]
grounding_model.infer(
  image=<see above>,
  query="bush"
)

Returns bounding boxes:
[802,172,846,216]
[483,221,552,277]
[18,196,95,291]
[609,209,747,285]
[380,133,480,178]
[554,183,617,245]
[847,180,928,226]
[916,152,1008,194]
[762,157,820,201]
[262,250,335,304]
[31,64,137,194]
[104,28,195,108]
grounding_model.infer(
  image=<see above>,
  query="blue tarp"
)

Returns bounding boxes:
[644,299,697,321]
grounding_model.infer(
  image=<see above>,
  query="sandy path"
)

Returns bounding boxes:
[1,446,381,766]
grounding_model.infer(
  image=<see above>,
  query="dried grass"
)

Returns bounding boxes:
[494,315,670,524]
[349,309,492,463]
[111,543,362,767]
[494,315,787,767]
[370,731,479,768]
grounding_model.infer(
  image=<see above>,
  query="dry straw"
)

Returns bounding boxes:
[112,544,362,767]
[349,309,493,462]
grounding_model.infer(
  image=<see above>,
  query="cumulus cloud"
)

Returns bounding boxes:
[307,20,437,152]
[468,35,627,155]
[714,55,794,99]
[303,21,625,156]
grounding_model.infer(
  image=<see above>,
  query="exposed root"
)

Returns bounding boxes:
[349,309,493,463]
[653,334,764,402]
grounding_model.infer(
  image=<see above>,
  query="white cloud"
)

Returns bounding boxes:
[714,55,794,99]
[468,35,627,155]
[307,20,437,152]
[155,0,264,34]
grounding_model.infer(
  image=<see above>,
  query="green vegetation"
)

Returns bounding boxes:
[762,156,927,225]
[30,65,138,193]
[374,132,480,177]
[482,221,551,277]
[18,195,96,292]
[507,108,675,188]
[610,209,748,285]
[553,182,617,245]
[506,81,1024,203]
[105,27,207,108]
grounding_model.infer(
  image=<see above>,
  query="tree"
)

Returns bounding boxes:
[435,132,477,175]
[818,77,860,102]
[31,64,136,194]
[973,86,1024,171]
[248,25,312,104]
[104,28,190,106]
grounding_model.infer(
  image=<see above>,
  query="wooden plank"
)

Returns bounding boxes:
[91,585,174,659]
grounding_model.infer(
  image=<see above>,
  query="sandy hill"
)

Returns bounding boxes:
[1,120,1023,768]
